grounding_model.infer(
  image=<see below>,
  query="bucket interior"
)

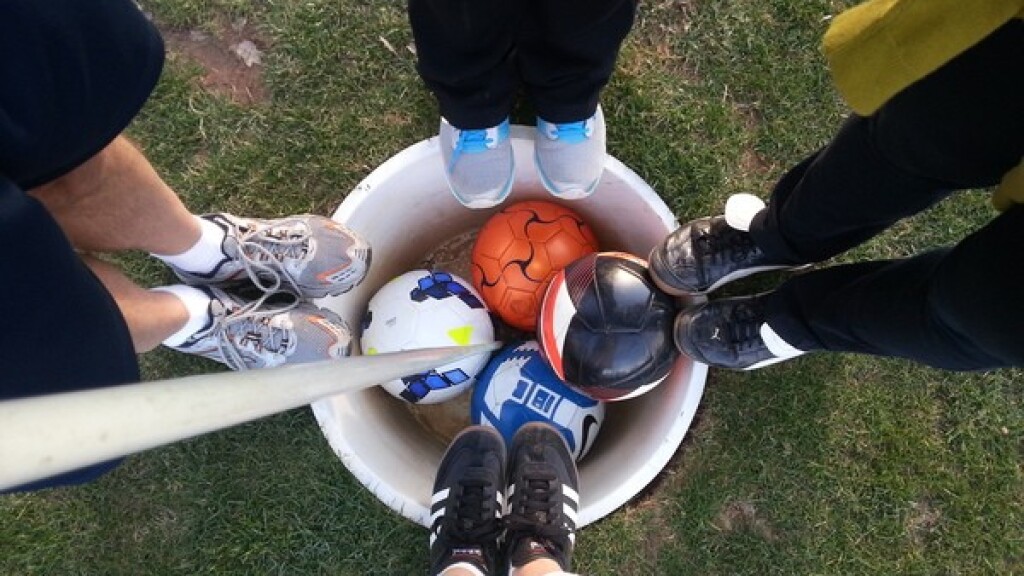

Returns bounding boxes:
[313,127,706,527]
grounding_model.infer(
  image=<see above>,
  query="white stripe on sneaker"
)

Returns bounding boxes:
[563,504,578,526]
[562,484,579,507]
[430,507,445,526]
[742,323,806,370]
[431,488,450,505]
[760,323,804,358]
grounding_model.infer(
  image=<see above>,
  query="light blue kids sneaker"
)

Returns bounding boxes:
[439,117,514,209]
[534,105,606,200]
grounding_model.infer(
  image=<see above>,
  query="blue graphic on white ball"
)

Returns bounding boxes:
[471,340,605,461]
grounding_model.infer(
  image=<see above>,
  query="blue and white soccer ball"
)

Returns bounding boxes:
[471,340,605,461]
[360,269,495,404]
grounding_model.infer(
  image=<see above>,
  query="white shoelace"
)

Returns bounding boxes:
[233,218,312,295]
[210,290,301,371]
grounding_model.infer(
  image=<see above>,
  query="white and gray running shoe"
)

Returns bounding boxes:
[534,106,606,200]
[439,117,515,209]
[168,286,353,370]
[171,213,371,299]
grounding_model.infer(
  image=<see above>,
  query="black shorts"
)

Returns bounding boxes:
[0,0,164,489]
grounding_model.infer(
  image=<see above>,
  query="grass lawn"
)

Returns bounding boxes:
[2,1,1021,574]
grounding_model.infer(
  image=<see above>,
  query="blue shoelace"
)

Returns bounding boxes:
[543,119,591,144]
[449,123,508,170]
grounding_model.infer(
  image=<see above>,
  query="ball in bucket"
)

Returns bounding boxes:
[538,251,679,401]
[471,340,605,461]
[471,200,599,331]
[360,269,495,404]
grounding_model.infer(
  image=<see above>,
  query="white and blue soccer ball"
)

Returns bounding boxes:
[471,340,605,461]
[360,269,495,404]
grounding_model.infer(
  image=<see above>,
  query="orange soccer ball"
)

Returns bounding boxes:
[471,200,600,331]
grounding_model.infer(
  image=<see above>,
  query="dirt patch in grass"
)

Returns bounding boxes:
[739,147,772,176]
[905,499,942,547]
[161,18,268,106]
[712,499,780,541]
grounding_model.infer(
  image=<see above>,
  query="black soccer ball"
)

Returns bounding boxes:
[538,251,679,401]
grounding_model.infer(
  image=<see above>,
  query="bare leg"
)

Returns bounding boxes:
[28,135,199,255]
[84,256,188,353]
[440,559,570,576]
[511,559,569,576]
[27,135,200,351]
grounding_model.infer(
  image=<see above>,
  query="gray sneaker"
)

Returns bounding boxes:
[171,213,371,299]
[534,106,606,200]
[167,286,353,370]
[439,117,514,209]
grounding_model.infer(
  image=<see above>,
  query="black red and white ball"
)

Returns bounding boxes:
[538,251,679,401]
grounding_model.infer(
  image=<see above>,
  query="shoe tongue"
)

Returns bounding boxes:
[461,466,496,482]
[448,546,488,570]
[455,467,498,530]
[521,461,549,475]
[509,537,560,569]
[208,298,227,317]
[459,467,497,497]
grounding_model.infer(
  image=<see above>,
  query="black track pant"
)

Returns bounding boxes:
[408,0,635,128]
[750,20,1024,370]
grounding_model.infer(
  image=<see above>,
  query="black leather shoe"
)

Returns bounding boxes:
[649,194,803,296]
[674,294,805,370]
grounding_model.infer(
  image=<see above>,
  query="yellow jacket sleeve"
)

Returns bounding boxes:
[822,0,1024,116]
[823,0,1024,211]
[992,160,1024,212]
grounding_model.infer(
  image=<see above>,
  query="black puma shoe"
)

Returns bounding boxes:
[649,194,805,296]
[674,294,805,370]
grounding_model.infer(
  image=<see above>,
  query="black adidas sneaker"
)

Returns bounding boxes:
[504,422,580,573]
[429,426,507,576]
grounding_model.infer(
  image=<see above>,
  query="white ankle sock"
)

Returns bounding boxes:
[153,285,213,347]
[439,563,486,576]
[724,193,766,231]
[153,216,228,274]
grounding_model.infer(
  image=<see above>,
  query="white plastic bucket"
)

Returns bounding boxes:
[313,126,707,527]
